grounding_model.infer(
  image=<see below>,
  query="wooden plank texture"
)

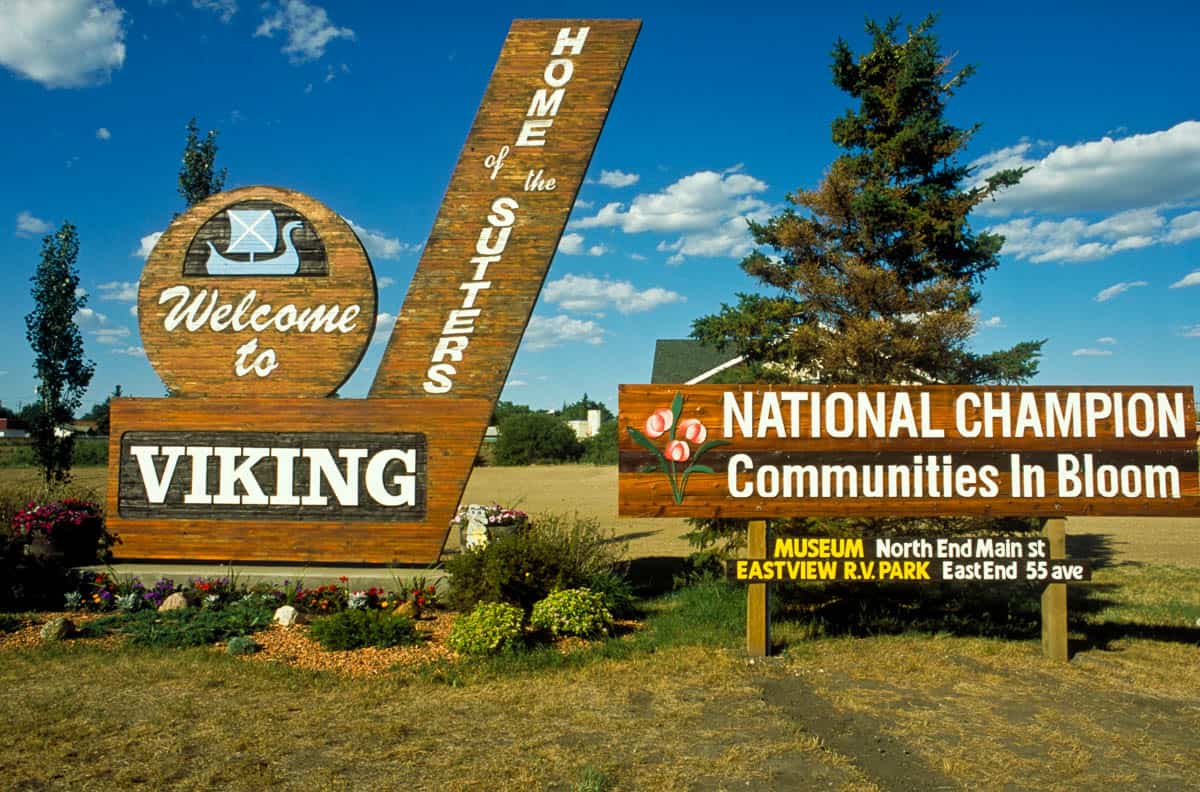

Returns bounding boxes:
[139,186,375,398]
[619,384,1200,518]
[746,519,770,657]
[1041,519,1069,662]
[371,20,640,401]
[107,397,491,564]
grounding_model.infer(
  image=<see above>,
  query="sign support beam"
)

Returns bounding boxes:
[1041,518,1069,662]
[746,519,771,657]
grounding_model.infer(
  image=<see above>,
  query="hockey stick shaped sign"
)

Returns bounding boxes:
[110,20,640,564]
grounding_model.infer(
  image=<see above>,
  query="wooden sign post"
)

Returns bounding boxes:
[618,384,1200,659]
[108,20,640,564]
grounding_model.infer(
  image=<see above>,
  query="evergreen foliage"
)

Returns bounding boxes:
[493,411,582,465]
[24,222,95,484]
[178,117,227,208]
[692,15,1042,386]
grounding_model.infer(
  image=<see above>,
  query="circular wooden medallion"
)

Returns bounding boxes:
[139,186,377,397]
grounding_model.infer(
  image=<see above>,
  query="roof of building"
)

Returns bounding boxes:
[650,339,744,384]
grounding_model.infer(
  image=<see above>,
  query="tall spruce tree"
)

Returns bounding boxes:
[178,117,227,208]
[692,16,1043,386]
[25,222,95,484]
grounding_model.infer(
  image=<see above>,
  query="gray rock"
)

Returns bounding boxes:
[40,617,74,641]
[158,592,189,611]
[273,605,299,626]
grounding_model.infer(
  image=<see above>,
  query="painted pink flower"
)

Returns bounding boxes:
[644,408,674,439]
[677,418,707,444]
[665,439,690,462]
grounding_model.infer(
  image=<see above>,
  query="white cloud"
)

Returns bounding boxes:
[629,252,646,261]
[372,311,395,343]
[75,306,131,344]
[979,315,1004,328]
[192,0,237,23]
[542,274,685,315]
[1165,212,1200,244]
[1181,325,1200,337]
[376,276,396,289]
[98,280,137,301]
[75,286,87,298]
[0,0,126,88]
[74,307,106,328]
[1170,269,1200,289]
[572,169,771,263]
[95,126,111,140]
[587,244,607,257]
[134,231,163,259]
[521,315,604,351]
[111,345,145,357]
[557,233,585,256]
[16,211,52,237]
[1097,336,1117,345]
[991,210,1174,264]
[1095,281,1148,302]
[255,0,354,63]
[506,380,527,387]
[1072,348,1113,357]
[974,121,1200,216]
[573,198,594,211]
[129,304,137,317]
[597,169,639,188]
[345,220,416,261]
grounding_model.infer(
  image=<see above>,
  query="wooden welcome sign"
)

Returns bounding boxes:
[108,19,640,563]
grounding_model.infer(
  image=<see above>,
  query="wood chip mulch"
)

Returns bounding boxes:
[235,611,460,677]
[0,611,122,651]
[2,611,643,677]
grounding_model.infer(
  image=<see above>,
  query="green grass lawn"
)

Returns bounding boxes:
[2,566,1198,790]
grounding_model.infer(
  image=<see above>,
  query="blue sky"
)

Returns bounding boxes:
[1,0,1198,416]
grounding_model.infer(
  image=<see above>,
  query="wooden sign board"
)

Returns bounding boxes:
[139,186,376,398]
[108,20,640,563]
[108,398,490,563]
[618,385,1200,518]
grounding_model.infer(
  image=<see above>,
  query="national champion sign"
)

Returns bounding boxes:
[618,384,1200,518]
[108,20,641,563]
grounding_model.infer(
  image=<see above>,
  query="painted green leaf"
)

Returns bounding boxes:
[669,391,683,434]
[627,427,664,461]
[686,464,715,474]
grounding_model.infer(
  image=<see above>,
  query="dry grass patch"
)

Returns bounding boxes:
[0,642,873,791]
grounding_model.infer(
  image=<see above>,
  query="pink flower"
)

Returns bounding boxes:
[644,408,674,439]
[665,439,690,462]
[677,418,707,444]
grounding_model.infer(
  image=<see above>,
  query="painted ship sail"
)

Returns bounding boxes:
[205,209,301,275]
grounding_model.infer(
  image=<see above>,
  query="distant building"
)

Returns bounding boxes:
[0,418,28,439]
[565,409,603,440]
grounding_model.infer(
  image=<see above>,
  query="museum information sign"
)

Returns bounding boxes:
[618,385,1200,518]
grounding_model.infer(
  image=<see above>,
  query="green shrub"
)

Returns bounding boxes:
[445,512,628,612]
[307,609,420,651]
[447,601,525,655]
[493,412,583,465]
[110,598,274,648]
[225,635,259,656]
[531,588,612,637]
[580,419,618,465]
